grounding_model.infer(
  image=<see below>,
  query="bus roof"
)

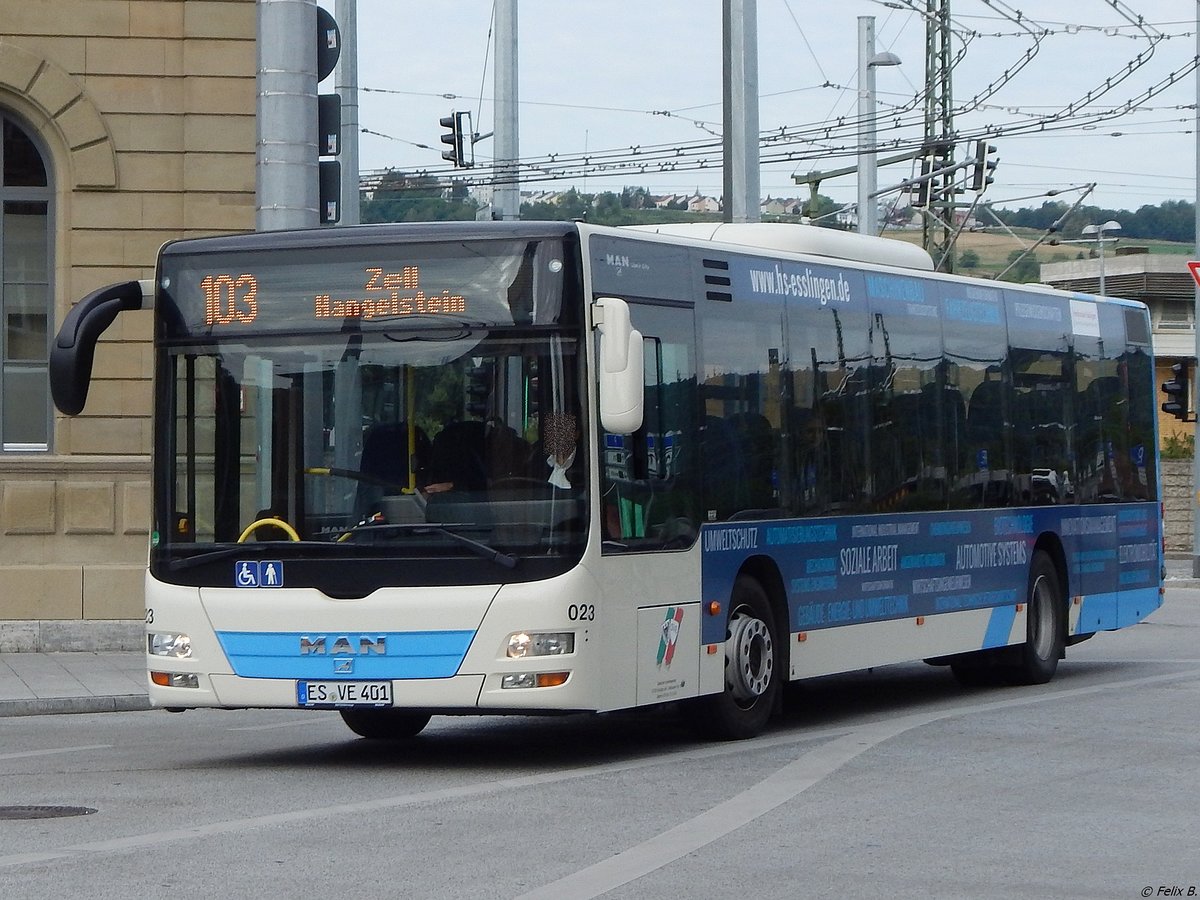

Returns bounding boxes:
[618,222,935,271]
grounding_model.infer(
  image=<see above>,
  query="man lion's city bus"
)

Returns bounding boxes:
[51,220,1163,740]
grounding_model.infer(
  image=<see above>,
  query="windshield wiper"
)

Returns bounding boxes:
[166,523,519,572]
[165,541,347,572]
[338,522,518,569]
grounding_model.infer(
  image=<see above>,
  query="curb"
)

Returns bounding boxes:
[0,695,151,718]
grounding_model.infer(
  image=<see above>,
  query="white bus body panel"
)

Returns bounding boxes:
[147,557,714,714]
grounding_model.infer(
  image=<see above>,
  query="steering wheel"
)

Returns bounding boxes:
[237,517,301,543]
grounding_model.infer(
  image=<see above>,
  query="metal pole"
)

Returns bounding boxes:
[1098,233,1106,296]
[257,0,319,231]
[494,0,519,221]
[1191,0,1200,576]
[722,0,760,223]
[334,0,360,225]
[857,17,877,236]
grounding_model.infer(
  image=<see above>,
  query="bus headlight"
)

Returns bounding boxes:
[505,631,574,658]
[148,632,192,659]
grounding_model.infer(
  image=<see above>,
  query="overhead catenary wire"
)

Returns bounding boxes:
[355,1,1192,205]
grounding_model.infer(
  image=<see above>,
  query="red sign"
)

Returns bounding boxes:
[1188,260,1200,288]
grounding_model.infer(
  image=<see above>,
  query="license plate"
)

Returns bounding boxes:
[297,680,393,707]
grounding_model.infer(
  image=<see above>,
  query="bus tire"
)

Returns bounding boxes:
[1003,550,1064,686]
[339,708,432,740]
[686,575,780,741]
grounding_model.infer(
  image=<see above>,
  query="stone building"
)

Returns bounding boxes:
[0,0,255,647]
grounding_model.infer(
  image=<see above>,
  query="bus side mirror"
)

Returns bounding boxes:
[592,296,644,434]
[51,279,149,415]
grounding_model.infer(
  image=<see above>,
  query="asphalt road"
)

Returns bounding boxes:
[2,587,1198,899]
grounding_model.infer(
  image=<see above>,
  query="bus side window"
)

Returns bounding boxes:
[788,300,872,516]
[699,303,785,522]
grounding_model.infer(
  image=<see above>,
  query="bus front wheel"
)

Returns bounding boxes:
[687,575,780,740]
[339,708,432,740]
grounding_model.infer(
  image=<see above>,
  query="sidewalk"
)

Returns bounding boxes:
[2,559,1199,718]
[0,650,149,717]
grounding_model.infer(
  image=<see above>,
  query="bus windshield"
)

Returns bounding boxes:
[152,234,587,592]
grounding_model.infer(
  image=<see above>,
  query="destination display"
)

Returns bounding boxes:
[195,266,467,328]
[159,239,565,336]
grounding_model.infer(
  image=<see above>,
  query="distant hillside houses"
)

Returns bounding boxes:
[518,190,812,217]
[513,191,932,228]
[651,193,720,214]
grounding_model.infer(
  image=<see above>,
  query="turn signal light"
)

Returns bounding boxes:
[150,671,198,689]
[501,671,570,689]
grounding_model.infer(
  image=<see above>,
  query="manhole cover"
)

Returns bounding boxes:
[0,805,97,820]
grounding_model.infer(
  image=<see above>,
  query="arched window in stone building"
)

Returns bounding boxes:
[0,113,52,452]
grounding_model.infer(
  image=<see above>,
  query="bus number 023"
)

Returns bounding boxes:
[568,604,595,621]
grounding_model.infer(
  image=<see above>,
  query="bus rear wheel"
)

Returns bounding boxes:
[339,708,432,740]
[1002,550,1064,685]
[687,575,780,741]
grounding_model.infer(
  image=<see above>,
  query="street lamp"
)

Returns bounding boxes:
[1081,219,1122,295]
[857,16,901,237]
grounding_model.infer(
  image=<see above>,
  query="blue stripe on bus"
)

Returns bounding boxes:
[1074,593,1119,634]
[1073,587,1163,635]
[1117,586,1163,628]
[215,630,475,679]
[982,605,1017,650]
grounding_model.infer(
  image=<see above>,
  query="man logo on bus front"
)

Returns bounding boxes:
[657,607,683,668]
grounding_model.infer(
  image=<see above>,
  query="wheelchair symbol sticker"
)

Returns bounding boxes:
[234,561,284,588]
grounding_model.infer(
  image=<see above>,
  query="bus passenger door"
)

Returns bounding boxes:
[595,299,705,707]
[598,300,700,553]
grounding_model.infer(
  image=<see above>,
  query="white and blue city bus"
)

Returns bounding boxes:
[50,220,1163,740]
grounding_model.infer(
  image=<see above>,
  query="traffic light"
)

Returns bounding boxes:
[971,140,998,192]
[316,9,342,224]
[440,111,473,168]
[465,361,493,418]
[318,160,340,224]
[318,93,341,158]
[316,7,341,81]
[1161,360,1191,421]
[911,158,931,206]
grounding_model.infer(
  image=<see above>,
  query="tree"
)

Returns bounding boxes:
[803,193,845,227]
[361,171,479,223]
[999,249,1040,284]
[958,248,980,269]
[991,198,1195,243]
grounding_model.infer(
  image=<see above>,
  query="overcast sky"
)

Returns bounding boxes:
[323,0,1198,215]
